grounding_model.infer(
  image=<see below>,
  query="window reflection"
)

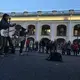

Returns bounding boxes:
[28,25,35,35]
[74,24,80,36]
[57,25,67,36]
[41,25,50,35]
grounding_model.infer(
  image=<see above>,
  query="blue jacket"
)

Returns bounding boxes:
[0,19,13,30]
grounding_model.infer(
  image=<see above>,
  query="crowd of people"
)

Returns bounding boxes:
[0,13,28,56]
[25,39,80,56]
[61,41,80,56]
[0,13,80,57]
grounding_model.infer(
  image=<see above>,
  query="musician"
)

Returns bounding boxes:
[19,27,27,55]
[0,13,16,56]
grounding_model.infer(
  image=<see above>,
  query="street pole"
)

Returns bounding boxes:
[77,25,79,43]
[69,14,72,42]
[77,28,78,40]
[36,14,39,41]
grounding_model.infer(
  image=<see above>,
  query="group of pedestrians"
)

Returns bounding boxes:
[25,40,57,53]
[0,13,80,57]
[25,39,80,56]
[0,13,27,57]
[61,41,80,56]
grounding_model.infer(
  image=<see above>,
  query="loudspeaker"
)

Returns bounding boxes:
[46,52,63,62]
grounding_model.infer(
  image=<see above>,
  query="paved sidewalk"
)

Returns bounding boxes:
[0,51,80,80]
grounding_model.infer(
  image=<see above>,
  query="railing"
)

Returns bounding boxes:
[0,10,80,16]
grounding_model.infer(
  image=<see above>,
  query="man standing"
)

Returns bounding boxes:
[0,13,16,56]
[19,27,27,55]
[26,39,30,52]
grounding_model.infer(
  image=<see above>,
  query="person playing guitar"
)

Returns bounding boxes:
[0,13,16,56]
[13,25,28,55]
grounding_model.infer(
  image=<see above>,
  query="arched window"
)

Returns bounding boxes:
[73,39,80,43]
[74,24,80,36]
[28,25,35,35]
[56,38,65,44]
[57,25,67,36]
[40,38,50,46]
[41,25,50,35]
[27,37,35,42]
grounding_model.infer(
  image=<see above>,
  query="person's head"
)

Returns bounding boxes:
[15,25,22,31]
[2,13,10,21]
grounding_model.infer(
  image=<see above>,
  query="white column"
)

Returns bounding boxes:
[50,24,56,41]
[67,21,73,42]
[35,22,41,41]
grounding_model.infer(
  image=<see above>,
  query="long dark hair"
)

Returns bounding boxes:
[2,13,9,21]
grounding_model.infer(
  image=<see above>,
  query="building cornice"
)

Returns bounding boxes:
[0,15,79,21]
[0,10,80,21]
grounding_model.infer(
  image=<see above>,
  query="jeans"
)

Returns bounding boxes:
[0,36,15,55]
[19,40,25,53]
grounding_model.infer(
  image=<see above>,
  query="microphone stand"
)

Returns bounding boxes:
[8,18,11,37]
[7,18,11,49]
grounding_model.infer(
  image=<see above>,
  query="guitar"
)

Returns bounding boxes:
[19,36,26,42]
[0,29,15,37]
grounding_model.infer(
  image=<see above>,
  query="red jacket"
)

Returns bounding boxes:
[72,43,78,51]
[26,40,30,45]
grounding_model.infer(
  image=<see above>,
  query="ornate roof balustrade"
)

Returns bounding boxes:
[0,10,80,17]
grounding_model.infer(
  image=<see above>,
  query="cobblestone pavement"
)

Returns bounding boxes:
[0,51,80,80]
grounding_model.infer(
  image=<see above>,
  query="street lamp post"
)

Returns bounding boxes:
[68,13,72,42]
[36,14,39,41]
[77,25,80,43]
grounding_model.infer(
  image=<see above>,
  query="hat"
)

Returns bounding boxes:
[3,13,10,18]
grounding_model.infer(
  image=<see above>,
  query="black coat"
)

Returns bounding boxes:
[20,27,27,36]
[0,19,13,30]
